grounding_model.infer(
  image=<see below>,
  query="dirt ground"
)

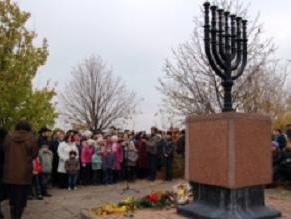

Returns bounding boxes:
[1,179,291,219]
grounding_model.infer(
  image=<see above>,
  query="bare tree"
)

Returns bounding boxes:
[61,56,137,131]
[158,0,290,123]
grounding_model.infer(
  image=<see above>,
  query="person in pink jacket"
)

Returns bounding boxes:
[81,139,95,185]
[110,135,123,183]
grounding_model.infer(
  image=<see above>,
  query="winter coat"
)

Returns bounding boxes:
[39,148,53,173]
[65,158,80,175]
[3,130,38,185]
[0,129,7,182]
[57,142,79,173]
[135,140,148,169]
[33,157,43,175]
[124,149,138,167]
[176,134,185,155]
[110,143,123,171]
[102,152,115,170]
[276,134,287,149]
[0,129,7,201]
[81,146,94,164]
[162,140,175,159]
[50,139,61,172]
[146,135,161,155]
[92,153,102,170]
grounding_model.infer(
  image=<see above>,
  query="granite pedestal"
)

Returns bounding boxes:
[178,113,281,219]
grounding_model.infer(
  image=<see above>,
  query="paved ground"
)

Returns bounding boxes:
[1,179,291,219]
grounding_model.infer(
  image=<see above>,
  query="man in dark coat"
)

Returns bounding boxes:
[0,128,7,219]
[176,130,185,156]
[145,127,161,181]
[162,132,175,181]
[3,121,38,219]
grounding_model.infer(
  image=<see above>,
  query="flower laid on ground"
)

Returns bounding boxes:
[173,183,193,205]
[90,203,129,216]
[147,193,159,202]
[89,183,193,217]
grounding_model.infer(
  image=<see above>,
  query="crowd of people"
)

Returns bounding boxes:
[0,121,185,219]
[272,127,291,183]
[44,126,185,191]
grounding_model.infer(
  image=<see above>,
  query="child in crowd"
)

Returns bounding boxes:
[38,144,53,197]
[65,151,80,191]
[124,141,139,181]
[102,147,115,185]
[92,145,102,184]
[32,157,43,200]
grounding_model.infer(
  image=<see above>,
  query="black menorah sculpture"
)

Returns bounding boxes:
[204,1,247,112]
[177,2,282,219]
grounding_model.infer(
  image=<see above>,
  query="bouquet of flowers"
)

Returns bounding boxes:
[89,183,193,217]
[173,183,193,205]
[90,203,128,216]
[136,191,176,209]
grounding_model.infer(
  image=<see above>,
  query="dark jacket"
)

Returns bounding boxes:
[65,158,80,175]
[0,128,7,201]
[163,139,175,159]
[50,139,61,173]
[3,130,38,185]
[176,134,185,155]
[102,152,115,170]
[277,135,287,150]
[146,135,160,155]
[135,140,148,169]
[0,129,7,182]
[38,136,50,148]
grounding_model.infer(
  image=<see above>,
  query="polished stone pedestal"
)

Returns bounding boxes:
[185,113,273,188]
[177,184,281,219]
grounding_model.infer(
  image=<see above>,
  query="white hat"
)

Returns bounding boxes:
[87,139,96,146]
[111,135,118,141]
[82,130,93,138]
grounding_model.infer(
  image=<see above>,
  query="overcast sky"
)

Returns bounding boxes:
[16,0,291,131]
